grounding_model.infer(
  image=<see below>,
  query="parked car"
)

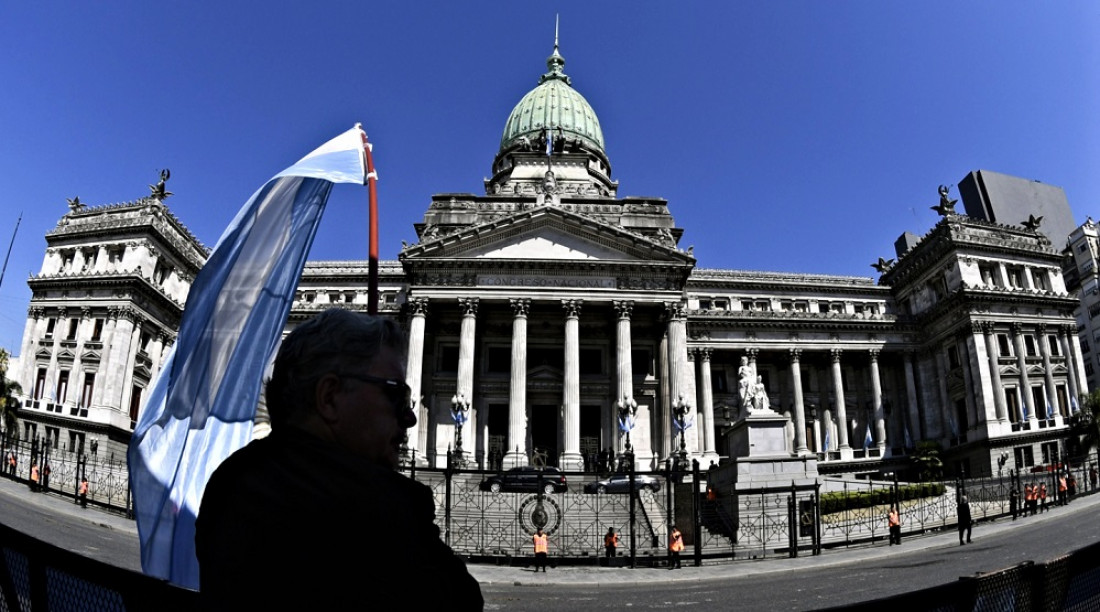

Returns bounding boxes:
[479,467,568,494]
[584,473,661,494]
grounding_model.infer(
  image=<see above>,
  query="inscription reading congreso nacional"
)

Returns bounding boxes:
[479,275,616,288]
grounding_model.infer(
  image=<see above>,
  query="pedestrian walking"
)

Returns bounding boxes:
[604,527,619,562]
[887,505,902,545]
[957,494,972,545]
[78,477,88,508]
[1009,486,1019,520]
[533,528,549,572]
[669,525,684,569]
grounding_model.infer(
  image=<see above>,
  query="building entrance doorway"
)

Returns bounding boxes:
[531,404,559,467]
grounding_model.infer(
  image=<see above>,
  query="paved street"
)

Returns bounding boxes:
[0,474,1097,610]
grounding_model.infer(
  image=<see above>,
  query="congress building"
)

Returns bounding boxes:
[10,40,1092,481]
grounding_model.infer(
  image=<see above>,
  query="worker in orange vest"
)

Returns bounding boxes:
[532,528,549,572]
[78,477,89,508]
[888,505,901,545]
[669,525,684,569]
[1039,483,1048,512]
[29,463,39,492]
[1058,474,1068,506]
[603,527,619,561]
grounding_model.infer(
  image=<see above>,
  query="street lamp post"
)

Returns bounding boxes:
[672,394,693,471]
[616,396,637,453]
[450,393,470,467]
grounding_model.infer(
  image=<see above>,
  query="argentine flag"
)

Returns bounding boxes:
[1072,395,1080,413]
[128,126,369,589]
[1047,401,1055,420]
[863,423,873,449]
[823,427,831,452]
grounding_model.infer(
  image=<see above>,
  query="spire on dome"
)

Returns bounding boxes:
[540,15,570,86]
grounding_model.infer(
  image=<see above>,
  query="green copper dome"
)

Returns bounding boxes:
[499,43,605,155]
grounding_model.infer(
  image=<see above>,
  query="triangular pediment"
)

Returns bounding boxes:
[81,350,101,363]
[403,206,693,265]
[468,227,634,260]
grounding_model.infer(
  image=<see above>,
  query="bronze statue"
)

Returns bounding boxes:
[871,257,894,273]
[1021,214,1044,230]
[931,184,957,216]
[149,169,173,201]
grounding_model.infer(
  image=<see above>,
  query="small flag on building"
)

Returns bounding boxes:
[863,423,873,449]
[823,428,831,452]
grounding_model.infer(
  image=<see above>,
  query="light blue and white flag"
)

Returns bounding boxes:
[1047,400,1055,420]
[823,428,831,452]
[127,126,369,589]
[863,423,873,449]
[1072,395,1080,413]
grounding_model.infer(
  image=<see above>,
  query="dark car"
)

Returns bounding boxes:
[584,473,661,494]
[479,467,568,494]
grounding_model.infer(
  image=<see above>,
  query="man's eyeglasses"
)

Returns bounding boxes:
[340,373,412,415]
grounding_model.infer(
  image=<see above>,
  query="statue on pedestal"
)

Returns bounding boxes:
[737,356,754,416]
[751,376,771,413]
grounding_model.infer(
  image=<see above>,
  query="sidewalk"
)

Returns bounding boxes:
[3,474,1097,588]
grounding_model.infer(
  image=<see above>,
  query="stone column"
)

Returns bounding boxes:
[981,322,1008,422]
[505,299,529,468]
[405,298,429,465]
[869,349,886,452]
[658,332,671,459]
[561,299,583,470]
[933,347,954,438]
[830,349,851,457]
[1059,326,1082,413]
[666,302,691,457]
[119,310,143,421]
[456,298,478,463]
[614,301,634,453]
[902,351,921,446]
[697,348,718,462]
[1012,323,1037,423]
[1037,324,1059,422]
[789,349,808,456]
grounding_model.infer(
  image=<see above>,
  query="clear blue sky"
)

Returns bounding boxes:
[1,1,1097,356]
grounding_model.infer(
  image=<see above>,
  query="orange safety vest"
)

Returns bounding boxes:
[1040,485,1047,500]
[1059,477,1068,492]
[888,510,900,527]
[79,481,88,495]
[605,533,619,548]
[30,466,39,483]
[533,533,548,554]
[1025,486,1034,501]
[670,530,684,552]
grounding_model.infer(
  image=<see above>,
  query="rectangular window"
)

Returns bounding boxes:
[1024,336,1037,357]
[45,318,56,338]
[699,299,712,310]
[1005,388,1021,423]
[129,385,144,428]
[1047,336,1060,356]
[1040,442,1059,466]
[631,348,653,377]
[45,426,60,449]
[485,346,511,374]
[713,300,729,311]
[56,370,70,404]
[579,348,603,375]
[92,318,103,341]
[34,368,47,400]
[1014,446,1035,468]
[712,370,728,394]
[997,334,1012,357]
[67,319,78,340]
[69,431,85,456]
[439,345,459,373]
[77,373,95,415]
[947,345,961,369]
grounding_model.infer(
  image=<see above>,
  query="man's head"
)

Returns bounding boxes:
[266,308,414,468]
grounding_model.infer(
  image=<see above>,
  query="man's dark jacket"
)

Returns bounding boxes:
[196,427,483,610]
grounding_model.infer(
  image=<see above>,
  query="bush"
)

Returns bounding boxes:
[819,482,945,515]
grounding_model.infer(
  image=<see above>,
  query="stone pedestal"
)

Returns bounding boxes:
[713,411,819,490]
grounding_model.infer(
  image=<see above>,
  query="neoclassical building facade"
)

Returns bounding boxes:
[289,42,1088,479]
[10,40,1089,480]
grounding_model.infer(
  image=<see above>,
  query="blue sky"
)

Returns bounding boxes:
[1,2,1097,356]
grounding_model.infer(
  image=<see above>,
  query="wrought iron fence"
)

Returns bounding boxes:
[0,434,132,516]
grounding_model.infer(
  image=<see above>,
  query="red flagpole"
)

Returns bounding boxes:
[360,126,379,315]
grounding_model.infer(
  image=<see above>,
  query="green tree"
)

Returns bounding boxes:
[1067,389,1100,457]
[910,440,944,482]
[0,349,21,438]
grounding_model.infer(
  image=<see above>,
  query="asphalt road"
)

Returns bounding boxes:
[0,473,1097,611]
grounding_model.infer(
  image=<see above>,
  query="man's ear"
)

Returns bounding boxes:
[314,374,344,422]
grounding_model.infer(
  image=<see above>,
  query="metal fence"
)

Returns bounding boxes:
[0,435,132,517]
